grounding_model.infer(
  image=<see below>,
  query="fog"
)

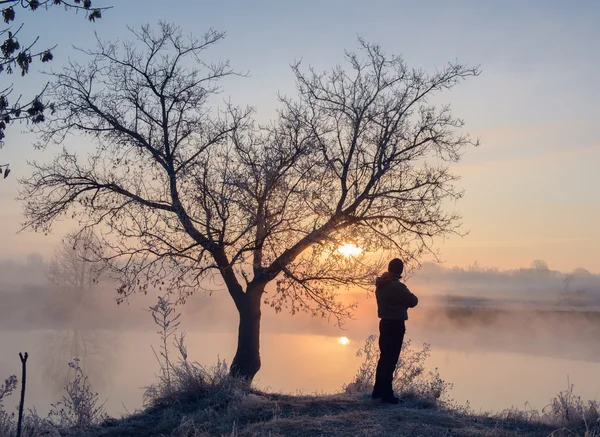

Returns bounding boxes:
[1,255,599,416]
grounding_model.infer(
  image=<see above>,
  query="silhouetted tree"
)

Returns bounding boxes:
[0,0,110,177]
[21,23,479,381]
[43,229,114,395]
[531,259,549,271]
[47,229,103,308]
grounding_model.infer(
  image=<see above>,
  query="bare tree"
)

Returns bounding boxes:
[43,229,115,396]
[47,228,103,309]
[20,23,479,380]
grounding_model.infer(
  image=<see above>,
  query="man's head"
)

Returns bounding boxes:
[388,258,404,277]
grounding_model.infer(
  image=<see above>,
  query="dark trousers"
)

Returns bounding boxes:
[373,318,406,397]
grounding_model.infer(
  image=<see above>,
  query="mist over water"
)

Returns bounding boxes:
[1,256,599,417]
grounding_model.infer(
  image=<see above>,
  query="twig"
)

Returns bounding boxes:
[16,351,28,437]
[121,402,131,417]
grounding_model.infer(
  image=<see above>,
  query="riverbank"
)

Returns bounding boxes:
[77,386,582,437]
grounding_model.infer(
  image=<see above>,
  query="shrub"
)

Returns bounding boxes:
[542,382,600,429]
[0,375,17,436]
[346,335,452,407]
[0,363,107,436]
[144,296,241,410]
[47,358,108,429]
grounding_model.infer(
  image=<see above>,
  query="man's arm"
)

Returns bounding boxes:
[393,283,419,308]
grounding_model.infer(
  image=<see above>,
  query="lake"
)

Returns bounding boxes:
[1,324,599,418]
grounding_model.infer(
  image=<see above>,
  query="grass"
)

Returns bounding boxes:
[2,374,598,436]
[74,384,562,437]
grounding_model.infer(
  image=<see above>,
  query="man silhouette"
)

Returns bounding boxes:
[372,258,419,404]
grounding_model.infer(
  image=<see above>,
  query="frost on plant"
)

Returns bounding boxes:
[48,358,107,429]
[542,381,600,428]
[0,375,17,436]
[347,335,452,406]
[144,296,232,408]
[148,295,182,392]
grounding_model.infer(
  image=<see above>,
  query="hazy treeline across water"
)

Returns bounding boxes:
[412,261,600,304]
[2,255,600,333]
[4,256,599,306]
[2,255,600,363]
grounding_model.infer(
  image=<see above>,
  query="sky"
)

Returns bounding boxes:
[1,0,599,273]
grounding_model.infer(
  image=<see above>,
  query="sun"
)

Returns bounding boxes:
[338,336,350,346]
[337,243,363,257]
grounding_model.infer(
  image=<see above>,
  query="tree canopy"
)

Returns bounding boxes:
[21,23,479,379]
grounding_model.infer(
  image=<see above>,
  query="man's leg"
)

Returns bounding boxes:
[373,320,406,403]
[373,319,396,399]
[388,320,406,379]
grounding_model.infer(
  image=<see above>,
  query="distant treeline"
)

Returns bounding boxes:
[412,261,600,305]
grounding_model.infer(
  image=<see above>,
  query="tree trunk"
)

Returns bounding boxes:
[230,287,263,381]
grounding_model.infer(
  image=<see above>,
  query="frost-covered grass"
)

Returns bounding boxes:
[0,375,18,436]
[495,382,600,435]
[0,359,108,436]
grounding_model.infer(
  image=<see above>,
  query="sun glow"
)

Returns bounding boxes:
[338,336,350,345]
[337,243,363,257]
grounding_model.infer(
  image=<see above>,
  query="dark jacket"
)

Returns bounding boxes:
[375,272,418,320]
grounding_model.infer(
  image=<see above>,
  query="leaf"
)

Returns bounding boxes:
[41,50,54,62]
[1,37,21,58]
[2,7,15,23]
[88,9,101,21]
